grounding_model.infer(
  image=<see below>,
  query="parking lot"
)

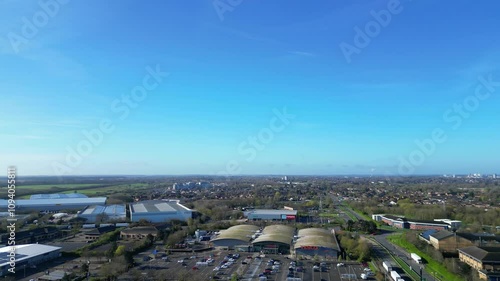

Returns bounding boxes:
[239,254,368,281]
[124,250,371,281]
[127,249,251,280]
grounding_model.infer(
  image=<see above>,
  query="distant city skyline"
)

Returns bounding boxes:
[1,1,500,176]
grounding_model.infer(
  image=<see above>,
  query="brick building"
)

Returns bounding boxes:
[458,246,500,281]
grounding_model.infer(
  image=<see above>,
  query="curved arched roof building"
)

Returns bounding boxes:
[252,225,296,254]
[294,228,340,258]
[211,225,260,248]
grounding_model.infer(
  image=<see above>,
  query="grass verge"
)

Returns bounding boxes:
[387,233,465,281]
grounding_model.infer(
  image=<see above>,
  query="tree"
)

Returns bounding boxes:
[114,245,126,256]
[80,262,89,275]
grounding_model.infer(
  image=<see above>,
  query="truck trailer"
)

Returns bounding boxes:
[390,270,401,281]
[383,261,393,272]
[411,253,422,263]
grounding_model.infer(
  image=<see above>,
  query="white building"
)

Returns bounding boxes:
[244,209,297,221]
[0,244,62,276]
[77,205,127,223]
[129,200,192,223]
[434,219,462,230]
[0,193,106,212]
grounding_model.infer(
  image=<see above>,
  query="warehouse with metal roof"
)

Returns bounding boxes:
[252,225,296,254]
[0,244,62,277]
[77,204,127,223]
[211,225,260,249]
[245,209,297,221]
[294,228,340,258]
[129,200,192,223]
[0,193,106,212]
[30,193,89,200]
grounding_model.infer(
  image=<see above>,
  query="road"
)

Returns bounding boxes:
[372,233,438,281]
[339,203,440,281]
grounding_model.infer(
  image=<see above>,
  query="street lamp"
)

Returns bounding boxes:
[86,260,90,281]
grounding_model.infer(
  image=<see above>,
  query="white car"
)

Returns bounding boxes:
[177,259,185,263]
[337,263,344,267]
[213,266,220,271]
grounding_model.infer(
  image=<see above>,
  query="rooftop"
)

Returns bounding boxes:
[430,230,455,240]
[120,226,159,235]
[86,225,116,236]
[130,200,191,213]
[0,197,107,207]
[0,244,61,266]
[459,246,500,263]
[30,193,88,199]
[420,229,438,240]
[80,205,126,215]
[1,226,59,242]
[245,209,298,215]
[252,225,295,246]
[212,225,260,243]
[294,228,340,251]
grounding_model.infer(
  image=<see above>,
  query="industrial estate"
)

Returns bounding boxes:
[0,175,498,281]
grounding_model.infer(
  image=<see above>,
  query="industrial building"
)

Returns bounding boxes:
[0,193,106,212]
[372,214,453,231]
[77,205,127,223]
[252,225,296,254]
[129,200,192,223]
[244,209,297,221]
[0,244,62,277]
[294,228,340,258]
[211,225,260,249]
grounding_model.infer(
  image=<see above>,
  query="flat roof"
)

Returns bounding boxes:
[80,205,126,215]
[381,215,449,226]
[120,226,159,235]
[130,200,191,214]
[246,209,298,215]
[0,244,61,266]
[30,193,88,199]
[0,197,107,207]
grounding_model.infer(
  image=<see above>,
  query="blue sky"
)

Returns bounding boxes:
[1,0,499,176]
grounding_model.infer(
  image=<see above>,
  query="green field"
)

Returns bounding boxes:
[1,183,149,198]
[60,183,149,195]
